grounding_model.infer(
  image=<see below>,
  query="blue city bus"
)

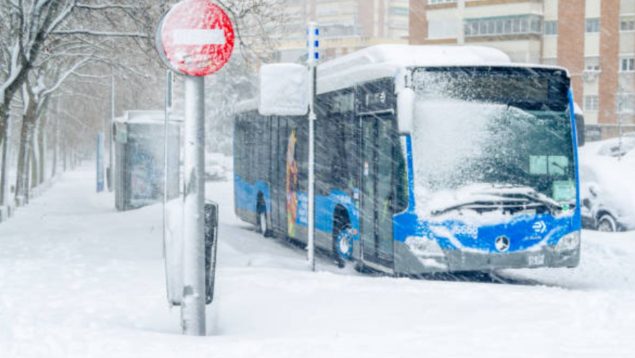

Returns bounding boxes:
[233,45,581,274]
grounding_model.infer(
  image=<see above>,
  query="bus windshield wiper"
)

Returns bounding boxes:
[512,192,562,210]
[430,197,544,216]
[429,186,567,216]
[430,200,502,216]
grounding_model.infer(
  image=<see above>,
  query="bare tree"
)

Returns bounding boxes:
[1,0,289,208]
[0,0,160,206]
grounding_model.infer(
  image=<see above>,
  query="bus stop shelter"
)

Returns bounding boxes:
[114,110,181,211]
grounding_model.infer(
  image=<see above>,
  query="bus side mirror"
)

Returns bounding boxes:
[588,184,598,197]
[398,88,415,134]
[575,113,585,147]
[259,63,309,116]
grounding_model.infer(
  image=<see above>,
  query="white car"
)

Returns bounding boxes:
[579,137,635,231]
[205,153,232,181]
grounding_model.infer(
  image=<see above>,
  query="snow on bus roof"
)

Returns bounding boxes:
[235,99,259,113]
[319,45,512,74]
[316,45,574,94]
[236,45,570,112]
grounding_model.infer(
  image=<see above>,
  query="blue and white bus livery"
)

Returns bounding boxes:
[233,45,581,274]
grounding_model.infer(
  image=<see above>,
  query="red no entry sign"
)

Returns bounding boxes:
[157,0,235,77]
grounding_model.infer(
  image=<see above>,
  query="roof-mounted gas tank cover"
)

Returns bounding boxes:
[397,88,415,134]
[259,63,309,117]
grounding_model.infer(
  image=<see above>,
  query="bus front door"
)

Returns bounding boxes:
[360,114,394,270]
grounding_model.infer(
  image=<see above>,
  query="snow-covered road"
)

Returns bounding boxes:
[1,166,635,358]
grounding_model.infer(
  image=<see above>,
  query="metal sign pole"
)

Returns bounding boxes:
[181,76,206,336]
[307,22,319,272]
[96,132,105,193]
[162,70,172,303]
[156,0,234,336]
[108,72,115,192]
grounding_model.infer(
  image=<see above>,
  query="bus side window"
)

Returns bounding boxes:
[344,111,359,192]
[247,115,257,182]
[237,119,244,179]
[296,116,308,192]
[394,135,409,213]
[332,120,348,189]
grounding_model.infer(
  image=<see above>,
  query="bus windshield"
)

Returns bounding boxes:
[411,67,575,216]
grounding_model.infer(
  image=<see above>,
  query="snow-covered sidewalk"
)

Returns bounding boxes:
[1,166,635,358]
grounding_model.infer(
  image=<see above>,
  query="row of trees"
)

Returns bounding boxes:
[0,0,285,212]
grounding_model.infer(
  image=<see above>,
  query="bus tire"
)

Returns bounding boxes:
[597,213,617,232]
[333,223,353,268]
[257,197,272,238]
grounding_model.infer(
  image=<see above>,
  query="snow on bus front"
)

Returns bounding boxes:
[404,67,581,271]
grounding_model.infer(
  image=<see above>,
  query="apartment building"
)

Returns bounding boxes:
[410,0,635,139]
[277,0,409,63]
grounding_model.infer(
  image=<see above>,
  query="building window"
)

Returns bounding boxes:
[620,17,635,32]
[464,15,543,38]
[584,95,599,112]
[585,57,600,72]
[544,21,558,35]
[620,57,635,72]
[428,19,459,39]
[617,93,635,114]
[585,18,600,33]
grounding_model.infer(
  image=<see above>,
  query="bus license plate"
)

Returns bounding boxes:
[527,254,545,266]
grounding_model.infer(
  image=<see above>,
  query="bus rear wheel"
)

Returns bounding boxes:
[333,224,353,268]
[257,201,272,237]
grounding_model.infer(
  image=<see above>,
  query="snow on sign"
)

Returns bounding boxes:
[157,0,234,77]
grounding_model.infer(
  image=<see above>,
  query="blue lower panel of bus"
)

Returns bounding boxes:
[296,189,360,236]
[235,174,581,272]
[234,175,271,216]
[234,175,359,237]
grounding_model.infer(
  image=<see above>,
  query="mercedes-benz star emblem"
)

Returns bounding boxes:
[495,236,510,252]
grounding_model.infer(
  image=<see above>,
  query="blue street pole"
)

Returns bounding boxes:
[96,132,105,193]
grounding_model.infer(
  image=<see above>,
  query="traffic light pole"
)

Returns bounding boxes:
[181,76,206,336]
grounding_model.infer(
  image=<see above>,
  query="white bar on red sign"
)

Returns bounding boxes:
[173,29,226,46]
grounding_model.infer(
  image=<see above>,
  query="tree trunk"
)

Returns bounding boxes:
[30,130,39,190]
[52,113,59,178]
[25,142,32,202]
[15,120,32,206]
[15,100,37,206]
[0,107,8,207]
[0,137,7,207]
[37,117,47,185]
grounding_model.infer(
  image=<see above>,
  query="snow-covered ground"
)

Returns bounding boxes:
[1,165,635,358]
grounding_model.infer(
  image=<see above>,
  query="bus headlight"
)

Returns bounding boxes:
[555,231,580,252]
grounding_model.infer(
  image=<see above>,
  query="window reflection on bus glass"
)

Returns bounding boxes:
[411,67,575,214]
